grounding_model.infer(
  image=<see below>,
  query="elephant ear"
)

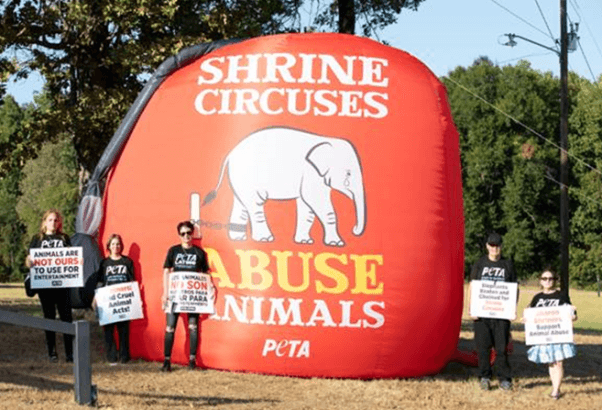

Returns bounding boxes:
[306,142,332,176]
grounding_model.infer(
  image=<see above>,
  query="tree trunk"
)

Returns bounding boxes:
[338,0,355,34]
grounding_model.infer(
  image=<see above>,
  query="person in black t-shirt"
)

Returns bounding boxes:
[96,234,135,365]
[523,269,577,400]
[161,221,210,372]
[25,209,74,363]
[468,232,518,391]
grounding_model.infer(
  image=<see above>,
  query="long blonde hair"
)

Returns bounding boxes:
[38,209,64,238]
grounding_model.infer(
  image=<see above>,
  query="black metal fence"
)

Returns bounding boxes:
[0,309,94,405]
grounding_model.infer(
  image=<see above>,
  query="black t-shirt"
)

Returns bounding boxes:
[98,256,135,286]
[29,233,71,250]
[529,290,572,308]
[470,255,517,283]
[163,245,209,273]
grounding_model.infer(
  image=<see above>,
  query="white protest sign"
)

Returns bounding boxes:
[524,305,574,345]
[29,247,84,289]
[470,280,518,320]
[95,282,144,326]
[166,272,215,314]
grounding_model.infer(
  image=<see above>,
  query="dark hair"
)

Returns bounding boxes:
[106,234,124,252]
[177,221,194,234]
[540,268,559,288]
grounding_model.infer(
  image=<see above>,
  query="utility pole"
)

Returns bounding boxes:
[502,1,577,296]
[559,0,570,298]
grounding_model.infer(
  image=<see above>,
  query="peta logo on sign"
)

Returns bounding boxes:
[262,339,310,358]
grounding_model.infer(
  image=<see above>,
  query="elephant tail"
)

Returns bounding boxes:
[203,155,229,206]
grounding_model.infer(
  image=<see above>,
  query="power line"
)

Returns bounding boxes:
[445,75,602,209]
[577,39,597,82]
[497,52,556,66]
[565,12,598,82]
[444,75,602,177]
[569,0,602,64]
[534,0,558,45]
[488,0,550,38]
[544,173,602,209]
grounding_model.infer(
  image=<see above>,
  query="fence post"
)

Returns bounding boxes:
[73,320,92,405]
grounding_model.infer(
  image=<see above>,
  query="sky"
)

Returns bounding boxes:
[5,0,602,105]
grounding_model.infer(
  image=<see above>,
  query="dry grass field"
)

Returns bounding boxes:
[1,283,601,409]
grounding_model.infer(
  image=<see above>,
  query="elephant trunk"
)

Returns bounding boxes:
[352,185,366,236]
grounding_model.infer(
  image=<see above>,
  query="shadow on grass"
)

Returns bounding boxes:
[97,387,279,407]
[460,318,602,336]
[439,320,602,386]
[0,363,279,407]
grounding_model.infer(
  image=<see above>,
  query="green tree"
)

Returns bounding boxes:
[16,138,79,243]
[444,59,563,278]
[0,0,299,175]
[566,75,602,288]
[0,95,27,281]
[307,0,426,36]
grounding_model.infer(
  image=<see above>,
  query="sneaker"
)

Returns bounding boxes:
[161,360,171,372]
[49,354,59,363]
[109,362,118,367]
[500,380,513,391]
[479,378,490,391]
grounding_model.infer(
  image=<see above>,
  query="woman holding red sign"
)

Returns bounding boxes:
[25,209,74,363]
[96,234,135,365]
[161,221,210,372]
[524,269,577,400]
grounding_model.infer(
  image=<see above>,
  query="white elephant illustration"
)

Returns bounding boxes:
[203,127,366,246]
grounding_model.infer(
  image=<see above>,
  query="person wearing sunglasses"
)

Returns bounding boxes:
[161,221,210,372]
[524,269,577,400]
[469,232,518,391]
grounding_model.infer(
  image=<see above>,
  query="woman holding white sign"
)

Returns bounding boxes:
[97,234,136,365]
[161,221,210,372]
[524,269,577,400]
[25,209,74,363]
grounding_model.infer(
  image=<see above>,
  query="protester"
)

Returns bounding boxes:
[161,221,210,372]
[468,232,518,391]
[25,209,74,363]
[96,234,135,365]
[523,269,577,400]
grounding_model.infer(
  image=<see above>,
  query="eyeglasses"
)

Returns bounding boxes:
[540,277,555,282]
[179,231,193,237]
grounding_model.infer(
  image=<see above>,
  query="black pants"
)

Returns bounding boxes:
[474,318,511,381]
[164,313,199,359]
[38,289,73,359]
[103,321,130,363]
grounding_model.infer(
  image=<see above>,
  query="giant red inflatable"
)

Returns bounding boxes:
[94,33,464,378]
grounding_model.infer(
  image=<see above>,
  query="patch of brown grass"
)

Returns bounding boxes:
[1,284,601,409]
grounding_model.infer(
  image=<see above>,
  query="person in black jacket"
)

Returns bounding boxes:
[468,232,518,391]
[25,209,73,363]
[96,234,135,365]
